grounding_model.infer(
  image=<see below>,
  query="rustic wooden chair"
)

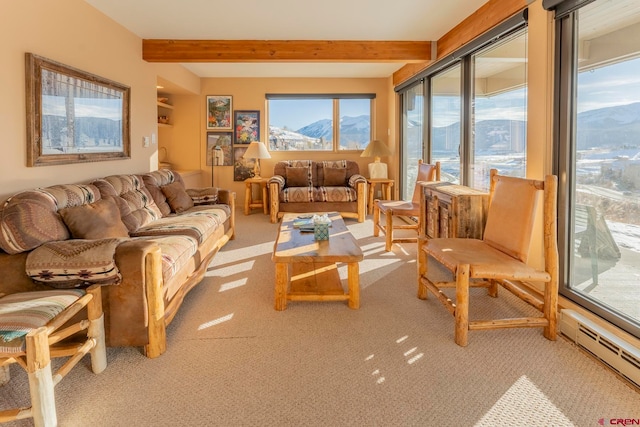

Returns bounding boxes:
[0,285,107,426]
[417,169,559,346]
[373,161,440,251]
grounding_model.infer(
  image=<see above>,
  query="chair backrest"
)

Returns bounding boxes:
[411,161,441,204]
[483,171,541,263]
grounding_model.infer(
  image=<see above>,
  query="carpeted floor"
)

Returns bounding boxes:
[2,212,639,426]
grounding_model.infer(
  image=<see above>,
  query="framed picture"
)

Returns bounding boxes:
[206,95,232,130]
[206,132,233,166]
[233,146,255,181]
[234,110,260,144]
[25,53,131,167]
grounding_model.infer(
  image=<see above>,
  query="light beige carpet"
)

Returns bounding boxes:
[2,213,639,426]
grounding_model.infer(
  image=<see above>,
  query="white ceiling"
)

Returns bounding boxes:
[84,0,489,78]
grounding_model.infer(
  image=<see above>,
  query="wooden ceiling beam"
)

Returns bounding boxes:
[143,39,432,63]
[392,0,527,87]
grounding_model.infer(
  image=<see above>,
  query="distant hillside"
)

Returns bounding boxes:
[271,102,640,152]
[576,102,640,149]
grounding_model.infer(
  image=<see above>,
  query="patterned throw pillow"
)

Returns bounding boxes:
[26,238,124,288]
[186,187,218,205]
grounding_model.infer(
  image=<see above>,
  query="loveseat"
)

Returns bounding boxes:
[268,160,367,223]
[0,170,235,358]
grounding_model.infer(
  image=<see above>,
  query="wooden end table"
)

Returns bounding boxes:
[272,212,364,310]
[244,177,269,215]
[367,178,394,215]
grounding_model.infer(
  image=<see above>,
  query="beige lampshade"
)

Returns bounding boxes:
[244,141,271,160]
[360,140,392,161]
[243,141,271,177]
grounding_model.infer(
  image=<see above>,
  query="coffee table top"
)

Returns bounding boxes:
[272,212,363,263]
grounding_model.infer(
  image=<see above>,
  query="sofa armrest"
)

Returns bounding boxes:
[268,175,285,191]
[348,174,367,189]
[268,180,283,224]
[106,239,166,357]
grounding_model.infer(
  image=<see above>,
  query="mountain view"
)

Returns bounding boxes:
[269,115,370,150]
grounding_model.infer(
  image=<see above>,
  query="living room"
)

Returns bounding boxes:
[2,0,640,425]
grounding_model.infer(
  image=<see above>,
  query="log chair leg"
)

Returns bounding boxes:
[543,278,559,341]
[373,204,380,237]
[0,365,10,386]
[454,264,470,347]
[417,239,428,300]
[347,262,360,309]
[385,209,393,252]
[26,327,56,427]
[86,286,107,374]
[488,279,498,298]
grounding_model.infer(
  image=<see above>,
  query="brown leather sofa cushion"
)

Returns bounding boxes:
[323,166,347,186]
[286,167,311,187]
[161,182,194,213]
[59,197,129,239]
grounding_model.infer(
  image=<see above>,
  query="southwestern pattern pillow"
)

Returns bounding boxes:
[26,238,124,288]
[186,187,219,205]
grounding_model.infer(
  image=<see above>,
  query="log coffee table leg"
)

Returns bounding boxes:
[347,262,360,309]
[275,263,289,310]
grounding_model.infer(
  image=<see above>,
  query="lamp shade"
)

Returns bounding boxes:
[360,140,392,160]
[244,141,271,160]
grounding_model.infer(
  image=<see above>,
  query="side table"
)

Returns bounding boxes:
[367,178,394,215]
[244,177,269,215]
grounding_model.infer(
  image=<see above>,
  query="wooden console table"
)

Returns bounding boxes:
[419,182,489,239]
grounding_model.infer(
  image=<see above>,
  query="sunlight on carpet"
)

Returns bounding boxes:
[475,375,574,427]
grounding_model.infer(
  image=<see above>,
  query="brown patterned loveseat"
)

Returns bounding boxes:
[268,160,367,223]
[0,170,235,358]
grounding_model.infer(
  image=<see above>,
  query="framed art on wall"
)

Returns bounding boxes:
[234,110,260,144]
[233,146,255,181]
[25,53,131,167]
[206,132,233,166]
[206,95,233,130]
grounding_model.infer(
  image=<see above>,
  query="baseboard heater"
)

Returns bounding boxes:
[560,309,640,389]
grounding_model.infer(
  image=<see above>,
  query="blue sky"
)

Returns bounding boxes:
[269,98,370,130]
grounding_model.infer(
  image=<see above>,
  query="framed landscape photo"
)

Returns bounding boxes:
[206,95,232,130]
[206,132,233,166]
[26,53,131,167]
[234,110,260,144]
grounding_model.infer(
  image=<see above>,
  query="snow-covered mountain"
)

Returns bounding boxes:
[269,115,371,150]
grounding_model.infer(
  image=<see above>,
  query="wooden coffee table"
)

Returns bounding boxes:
[272,212,364,310]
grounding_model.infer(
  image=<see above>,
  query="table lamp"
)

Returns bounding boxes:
[360,140,392,179]
[243,141,271,178]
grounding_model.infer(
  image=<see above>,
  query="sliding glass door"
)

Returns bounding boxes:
[556,0,640,336]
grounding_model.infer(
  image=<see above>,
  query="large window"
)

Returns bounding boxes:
[398,15,528,192]
[470,30,528,190]
[400,84,425,200]
[267,95,374,151]
[431,64,462,184]
[554,0,640,337]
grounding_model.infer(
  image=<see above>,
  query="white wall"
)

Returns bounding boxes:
[0,0,197,201]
